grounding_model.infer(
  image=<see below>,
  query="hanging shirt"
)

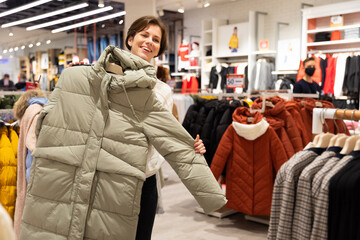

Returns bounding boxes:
[323,56,338,95]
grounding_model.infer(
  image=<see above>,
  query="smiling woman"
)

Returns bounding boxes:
[125,16,168,63]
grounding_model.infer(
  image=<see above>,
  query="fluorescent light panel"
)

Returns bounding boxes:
[2,2,89,28]
[27,6,113,31]
[0,0,53,18]
[51,10,126,33]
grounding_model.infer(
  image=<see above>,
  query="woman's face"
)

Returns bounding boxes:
[128,24,162,63]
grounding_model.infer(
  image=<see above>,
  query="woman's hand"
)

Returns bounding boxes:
[194,134,206,154]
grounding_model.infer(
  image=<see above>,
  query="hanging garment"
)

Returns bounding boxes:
[298,98,349,137]
[310,152,346,240]
[320,58,327,89]
[333,54,347,97]
[291,147,342,240]
[0,128,17,220]
[328,151,360,240]
[181,76,199,94]
[285,101,311,146]
[267,147,325,240]
[252,96,303,153]
[265,117,295,159]
[20,46,226,240]
[342,56,360,96]
[211,107,287,216]
[323,56,338,95]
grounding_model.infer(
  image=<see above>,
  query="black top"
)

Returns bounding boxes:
[0,79,16,91]
[293,79,320,94]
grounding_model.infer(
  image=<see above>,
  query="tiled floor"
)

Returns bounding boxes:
[152,162,268,240]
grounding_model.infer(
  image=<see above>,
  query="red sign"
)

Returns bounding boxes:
[26,82,39,90]
[226,74,244,88]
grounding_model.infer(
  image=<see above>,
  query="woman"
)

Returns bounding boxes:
[12,89,47,238]
[20,15,226,240]
[125,16,205,240]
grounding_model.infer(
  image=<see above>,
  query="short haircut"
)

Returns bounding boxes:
[4,74,9,78]
[125,16,167,57]
[303,57,315,67]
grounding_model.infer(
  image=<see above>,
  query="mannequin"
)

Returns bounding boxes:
[178,39,190,71]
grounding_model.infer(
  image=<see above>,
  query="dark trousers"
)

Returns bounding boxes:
[136,174,158,240]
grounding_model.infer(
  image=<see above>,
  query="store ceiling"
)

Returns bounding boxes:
[0,0,238,51]
[0,0,124,50]
[156,0,240,12]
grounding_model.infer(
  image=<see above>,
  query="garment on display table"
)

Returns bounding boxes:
[20,45,227,240]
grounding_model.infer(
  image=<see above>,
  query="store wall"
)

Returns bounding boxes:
[183,0,353,51]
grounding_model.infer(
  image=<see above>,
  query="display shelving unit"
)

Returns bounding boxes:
[301,1,360,59]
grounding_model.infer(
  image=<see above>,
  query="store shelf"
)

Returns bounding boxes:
[216,52,249,58]
[202,56,213,60]
[204,29,213,34]
[252,50,277,55]
[307,38,360,46]
[204,43,212,47]
[185,66,201,70]
[307,24,360,34]
[272,70,298,75]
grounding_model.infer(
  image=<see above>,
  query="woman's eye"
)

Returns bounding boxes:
[154,39,160,43]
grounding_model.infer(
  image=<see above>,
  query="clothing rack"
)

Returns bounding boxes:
[313,108,360,134]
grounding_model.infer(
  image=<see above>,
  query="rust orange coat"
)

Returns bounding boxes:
[252,96,304,152]
[211,107,288,216]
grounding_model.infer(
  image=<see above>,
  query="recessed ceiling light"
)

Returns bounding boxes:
[46,40,51,44]
[51,11,126,33]
[119,19,124,24]
[21,45,25,50]
[3,49,7,53]
[27,6,113,31]
[9,48,13,52]
[0,0,52,18]
[36,42,41,46]
[29,43,33,48]
[14,47,19,51]
[2,3,89,28]
[9,32,13,36]
[204,2,210,7]
[178,6,184,13]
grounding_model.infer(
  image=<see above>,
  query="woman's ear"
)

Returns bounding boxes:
[127,36,133,48]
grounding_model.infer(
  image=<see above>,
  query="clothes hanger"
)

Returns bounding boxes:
[315,109,334,148]
[340,110,359,154]
[106,62,123,75]
[328,110,347,147]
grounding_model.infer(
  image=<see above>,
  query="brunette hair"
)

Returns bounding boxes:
[303,57,315,67]
[125,16,167,57]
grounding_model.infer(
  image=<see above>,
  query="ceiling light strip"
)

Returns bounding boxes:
[0,0,53,18]
[51,10,126,33]
[27,6,113,31]
[2,2,89,28]
[0,0,7,3]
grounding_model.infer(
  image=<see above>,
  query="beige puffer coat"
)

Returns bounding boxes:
[20,46,227,240]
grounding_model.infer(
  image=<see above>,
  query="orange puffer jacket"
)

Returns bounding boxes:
[252,96,303,153]
[265,117,294,159]
[211,107,287,216]
[285,100,312,146]
[0,128,17,219]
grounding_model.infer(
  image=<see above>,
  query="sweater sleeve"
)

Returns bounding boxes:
[210,125,234,180]
[142,109,227,213]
